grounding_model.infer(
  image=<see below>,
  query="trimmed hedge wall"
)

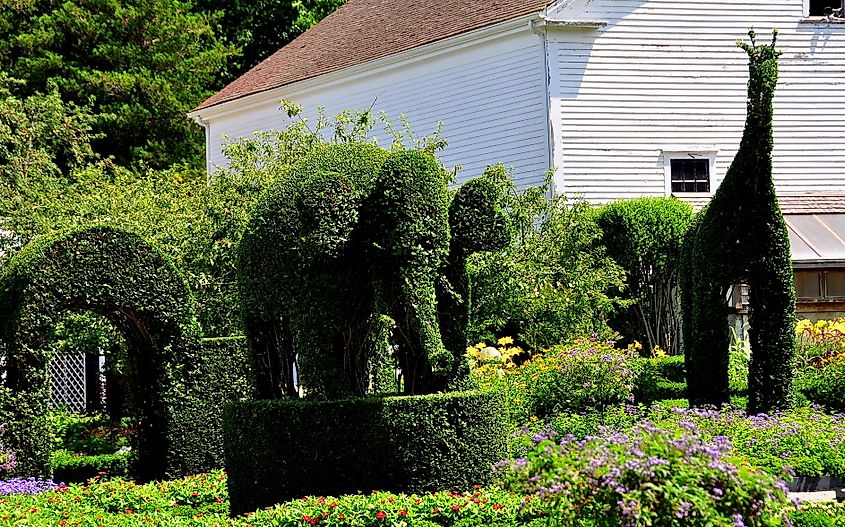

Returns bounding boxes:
[0,226,251,480]
[51,451,131,483]
[223,391,508,516]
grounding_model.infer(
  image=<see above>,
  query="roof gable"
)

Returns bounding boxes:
[196,0,553,111]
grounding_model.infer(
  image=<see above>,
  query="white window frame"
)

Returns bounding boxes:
[661,150,717,197]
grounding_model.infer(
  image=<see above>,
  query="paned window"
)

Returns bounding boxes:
[795,269,845,299]
[670,159,710,193]
[809,0,844,16]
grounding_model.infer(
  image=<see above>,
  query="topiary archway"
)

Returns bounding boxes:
[0,225,207,480]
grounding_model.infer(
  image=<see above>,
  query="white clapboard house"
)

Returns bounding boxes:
[189,0,845,319]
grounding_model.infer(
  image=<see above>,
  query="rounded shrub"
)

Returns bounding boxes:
[596,197,693,353]
[0,226,245,479]
[222,390,508,515]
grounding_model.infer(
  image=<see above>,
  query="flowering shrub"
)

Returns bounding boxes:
[0,477,60,495]
[794,318,845,412]
[469,336,637,427]
[0,470,541,526]
[796,318,845,369]
[498,422,792,527]
[552,404,845,480]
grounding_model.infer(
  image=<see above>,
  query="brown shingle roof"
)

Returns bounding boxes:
[680,193,845,214]
[195,0,551,111]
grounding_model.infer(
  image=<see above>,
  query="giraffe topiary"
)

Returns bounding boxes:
[681,29,796,413]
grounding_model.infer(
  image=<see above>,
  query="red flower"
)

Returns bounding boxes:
[215,497,224,503]
[451,505,461,511]
[376,511,387,520]
[124,509,134,515]
[328,503,338,509]
[492,504,504,510]
[433,508,440,515]
[398,510,408,516]
[337,514,346,520]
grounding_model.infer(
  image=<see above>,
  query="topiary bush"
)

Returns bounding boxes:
[238,142,390,399]
[596,197,693,354]
[0,226,247,480]
[680,30,796,413]
[223,391,507,516]
[239,143,509,397]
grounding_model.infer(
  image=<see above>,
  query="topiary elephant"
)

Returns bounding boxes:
[238,143,509,398]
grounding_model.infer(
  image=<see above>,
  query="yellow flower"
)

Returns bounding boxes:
[498,336,514,346]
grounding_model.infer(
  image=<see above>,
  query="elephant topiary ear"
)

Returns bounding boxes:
[449,177,510,257]
[297,170,359,260]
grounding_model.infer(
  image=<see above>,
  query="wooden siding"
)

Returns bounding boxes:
[550,0,845,201]
[205,29,551,188]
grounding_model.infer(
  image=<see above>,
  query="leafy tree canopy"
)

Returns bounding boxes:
[196,0,346,81]
[0,0,234,169]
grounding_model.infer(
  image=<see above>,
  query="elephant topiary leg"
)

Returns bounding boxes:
[245,317,297,398]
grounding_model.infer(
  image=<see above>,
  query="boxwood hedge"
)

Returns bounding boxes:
[223,390,508,515]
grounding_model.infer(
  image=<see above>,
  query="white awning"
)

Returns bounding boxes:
[786,214,845,267]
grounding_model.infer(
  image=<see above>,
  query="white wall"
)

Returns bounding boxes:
[204,28,551,188]
[549,0,845,202]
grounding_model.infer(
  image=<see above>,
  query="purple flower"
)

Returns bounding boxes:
[0,478,60,495]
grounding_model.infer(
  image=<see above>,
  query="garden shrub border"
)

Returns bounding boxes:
[223,390,508,516]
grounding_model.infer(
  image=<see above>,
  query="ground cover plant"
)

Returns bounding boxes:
[0,470,544,526]
[1,467,827,527]
[550,404,845,480]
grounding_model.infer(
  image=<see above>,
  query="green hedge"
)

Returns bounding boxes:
[634,356,687,404]
[51,450,131,483]
[223,391,508,515]
[0,226,250,480]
